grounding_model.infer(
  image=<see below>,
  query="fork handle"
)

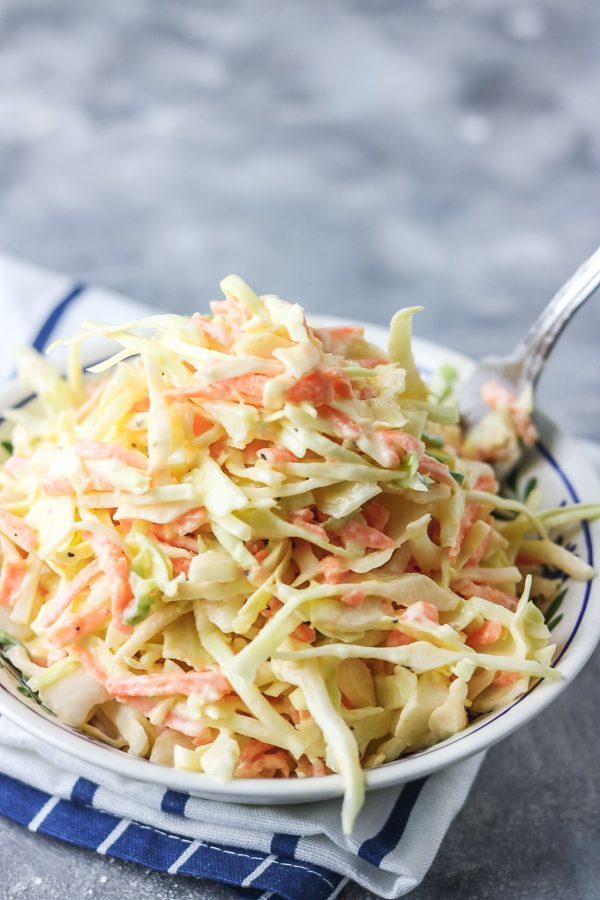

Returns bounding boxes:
[514,242,600,389]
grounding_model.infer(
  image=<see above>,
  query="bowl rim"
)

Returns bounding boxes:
[0,323,598,804]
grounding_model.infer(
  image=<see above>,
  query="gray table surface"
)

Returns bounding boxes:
[0,1,599,897]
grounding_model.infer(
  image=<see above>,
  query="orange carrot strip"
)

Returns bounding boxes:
[454,580,517,611]
[105,670,230,702]
[288,508,314,524]
[317,405,362,440]
[75,440,148,470]
[466,620,503,648]
[37,560,102,628]
[256,447,299,464]
[338,520,395,550]
[84,532,133,633]
[363,500,390,532]
[493,671,520,688]
[419,454,455,486]
[163,713,215,742]
[401,600,439,624]
[386,630,415,647]
[286,369,352,405]
[291,623,316,643]
[317,555,350,584]
[449,504,480,562]
[0,558,26,607]
[164,374,273,407]
[0,510,37,552]
[47,601,111,648]
[379,430,425,458]
[171,557,191,576]
[341,589,366,607]
[313,325,364,354]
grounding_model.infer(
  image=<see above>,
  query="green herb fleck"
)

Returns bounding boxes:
[0,632,55,716]
[1,440,13,455]
[451,471,465,485]
[547,614,564,632]
[544,587,567,626]
[505,468,519,497]
[422,432,444,449]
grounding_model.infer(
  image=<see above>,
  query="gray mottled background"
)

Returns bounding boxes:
[1,1,600,898]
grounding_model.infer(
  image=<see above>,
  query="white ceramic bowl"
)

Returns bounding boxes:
[0,319,599,805]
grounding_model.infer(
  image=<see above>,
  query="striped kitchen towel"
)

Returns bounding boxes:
[0,254,485,899]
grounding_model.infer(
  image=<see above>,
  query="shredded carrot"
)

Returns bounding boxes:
[317,405,362,440]
[76,645,109,683]
[402,600,439,624]
[466,529,492,567]
[454,580,517,611]
[419,454,455,486]
[106,670,230,702]
[171,557,191,576]
[75,441,148,470]
[473,464,498,493]
[193,314,232,349]
[379,430,424,458]
[493,671,520,688]
[262,597,283,619]
[449,504,480,562]
[313,325,364,354]
[286,368,353,405]
[317,555,350,584]
[288,507,314,524]
[291,622,316,643]
[466,620,503,648]
[37,560,102,628]
[363,499,390,532]
[167,508,208,536]
[0,558,26,607]
[131,398,150,413]
[164,374,274,407]
[0,510,37,553]
[47,601,111,648]
[192,413,210,437]
[386,630,415,647]
[338,520,395,550]
[296,520,329,541]
[235,739,291,778]
[257,447,299,464]
[84,532,133,633]
[341,589,366,607]
[481,381,537,446]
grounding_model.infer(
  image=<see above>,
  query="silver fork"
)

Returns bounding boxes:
[457,242,600,477]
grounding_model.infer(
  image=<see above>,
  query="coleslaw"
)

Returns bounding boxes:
[0,275,597,833]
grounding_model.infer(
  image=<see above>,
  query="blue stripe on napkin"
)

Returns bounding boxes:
[0,769,346,900]
[161,788,189,817]
[71,777,98,806]
[358,778,427,866]
[31,282,87,352]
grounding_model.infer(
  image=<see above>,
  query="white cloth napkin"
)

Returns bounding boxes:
[0,254,499,898]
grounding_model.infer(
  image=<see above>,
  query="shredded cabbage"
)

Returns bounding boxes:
[0,275,596,834]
